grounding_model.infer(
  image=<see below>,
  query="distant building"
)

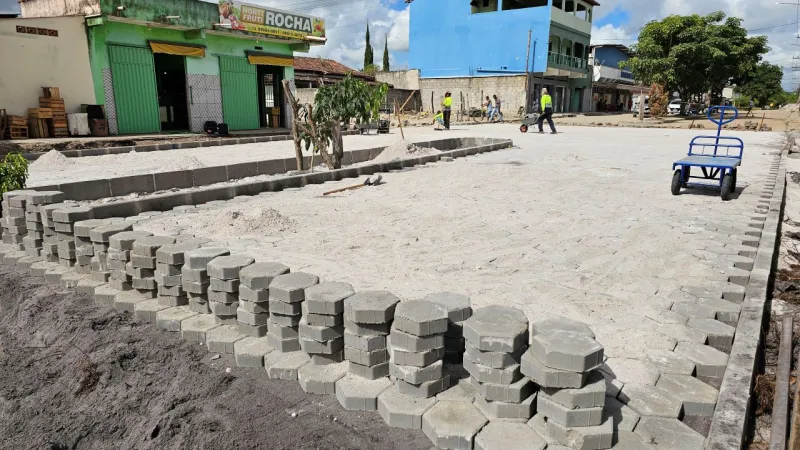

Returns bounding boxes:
[589,44,638,112]
[294,57,374,88]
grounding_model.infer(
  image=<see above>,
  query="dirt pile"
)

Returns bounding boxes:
[0,265,429,449]
[29,149,75,171]
[371,139,440,164]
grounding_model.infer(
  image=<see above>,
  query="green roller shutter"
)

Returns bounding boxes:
[219,56,259,131]
[109,45,160,134]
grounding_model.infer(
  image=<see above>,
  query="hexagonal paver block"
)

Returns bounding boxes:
[437,376,478,403]
[599,358,660,386]
[156,242,201,265]
[618,384,682,418]
[389,343,445,368]
[464,341,524,369]
[344,291,401,324]
[113,290,148,313]
[132,235,176,257]
[156,306,198,332]
[345,317,391,336]
[89,223,134,243]
[394,300,449,336]
[390,327,444,352]
[463,306,529,353]
[134,298,170,323]
[674,342,728,380]
[604,397,640,432]
[299,336,344,355]
[656,373,719,417]
[184,247,230,270]
[645,309,689,325]
[298,320,344,342]
[206,325,245,354]
[345,346,389,366]
[475,421,546,450]
[643,349,696,376]
[634,417,705,450]
[521,349,587,389]
[180,314,220,343]
[530,331,604,373]
[336,374,392,410]
[264,351,310,380]
[696,297,741,327]
[424,291,472,323]
[537,395,603,427]
[539,370,606,409]
[390,360,444,384]
[655,323,707,344]
[531,316,595,339]
[545,412,614,450]
[670,301,717,319]
[464,356,522,385]
[686,318,735,353]
[470,375,535,404]
[269,272,319,303]
[395,376,450,399]
[109,231,153,251]
[239,262,290,290]
[304,282,354,315]
[474,392,536,421]
[297,361,348,395]
[378,386,438,429]
[207,255,255,280]
[423,400,488,449]
[349,360,390,380]
[233,336,273,367]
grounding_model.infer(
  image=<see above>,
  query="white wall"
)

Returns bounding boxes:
[19,0,100,18]
[419,75,527,113]
[0,16,96,115]
[375,69,420,90]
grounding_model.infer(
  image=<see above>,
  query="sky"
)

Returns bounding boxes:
[2,0,797,89]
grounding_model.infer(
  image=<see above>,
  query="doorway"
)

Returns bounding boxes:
[257,65,284,128]
[153,53,188,131]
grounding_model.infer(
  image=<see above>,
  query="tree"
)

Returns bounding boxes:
[649,83,669,118]
[622,12,769,114]
[363,24,374,70]
[739,62,784,106]
[0,153,28,195]
[383,38,390,72]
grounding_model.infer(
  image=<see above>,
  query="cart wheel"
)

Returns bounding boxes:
[520,124,528,133]
[671,170,682,195]
[721,174,733,201]
[731,168,737,191]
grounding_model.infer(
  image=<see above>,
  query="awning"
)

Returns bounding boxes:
[247,54,294,67]
[149,41,206,58]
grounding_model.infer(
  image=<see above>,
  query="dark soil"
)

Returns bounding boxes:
[0,264,430,450]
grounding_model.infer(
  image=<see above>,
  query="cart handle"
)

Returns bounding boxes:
[707,106,738,126]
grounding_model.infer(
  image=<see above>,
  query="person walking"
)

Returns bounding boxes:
[442,92,453,130]
[483,96,493,120]
[537,88,557,134]
[492,95,504,122]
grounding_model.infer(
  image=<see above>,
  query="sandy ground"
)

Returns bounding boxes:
[0,265,431,450]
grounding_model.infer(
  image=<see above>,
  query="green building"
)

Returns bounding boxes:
[17,0,326,134]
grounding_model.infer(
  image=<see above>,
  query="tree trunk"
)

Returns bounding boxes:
[281,79,305,171]
[305,105,334,170]
[331,121,344,169]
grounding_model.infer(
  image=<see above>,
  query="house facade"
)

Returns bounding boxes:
[589,44,638,112]
[407,0,597,114]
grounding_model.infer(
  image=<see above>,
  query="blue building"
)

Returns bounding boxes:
[590,44,639,112]
[407,0,598,113]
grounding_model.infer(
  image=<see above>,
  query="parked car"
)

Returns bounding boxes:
[668,99,682,115]
[632,97,650,117]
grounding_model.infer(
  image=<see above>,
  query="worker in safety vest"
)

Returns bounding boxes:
[442,92,452,130]
[537,88,557,134]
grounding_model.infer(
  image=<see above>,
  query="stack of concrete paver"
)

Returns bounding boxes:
[207,255,254,325]
[22,191,64,257]
[343,291,400,380]
[237,262,289,337]
[108,231,152,292]
[88,222,132,284]
[156,241,203,309]
[267,272,319,352]
[1,190,33,250]
[131,236,175,300]
[40,203,74,263]
[522,317,611,450]
[182,247,229,316]
[72,219,108,274]
[299,282,353,364]
[388,300,450,399]
[52,206,93,268]
[424,292,472,365]
[463,305,535,421]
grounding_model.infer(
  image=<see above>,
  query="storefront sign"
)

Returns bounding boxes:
[218,1,325,40]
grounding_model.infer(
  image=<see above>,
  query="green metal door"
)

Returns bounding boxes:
[109,45,160,134]
[219,56,259,131]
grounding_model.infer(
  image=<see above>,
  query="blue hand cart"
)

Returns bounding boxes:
[671,106,744,201]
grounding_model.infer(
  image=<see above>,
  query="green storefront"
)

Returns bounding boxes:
[86,0,325,134]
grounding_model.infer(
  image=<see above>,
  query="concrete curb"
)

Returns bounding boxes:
[705,150,787,450]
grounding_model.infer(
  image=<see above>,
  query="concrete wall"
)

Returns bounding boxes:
[19,0,100,17]
[593,47,628,70]
[0,16,96,115]
[295,88,317,106]
[375,70,420,90]
[294,88,421,112]
[419,75,526,114]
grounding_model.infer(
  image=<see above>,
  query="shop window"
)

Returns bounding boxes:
[553,0,563,9]
[471,0,498,13]
[502,0,548,10]
[564,0,575,13]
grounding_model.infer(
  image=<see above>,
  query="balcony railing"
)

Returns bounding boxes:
[548,52,587,70]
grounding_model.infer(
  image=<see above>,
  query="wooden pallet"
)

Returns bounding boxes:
[42,87,61,99]
[9,125,28,140]
[28,108,52,119]
[28,118,49,138]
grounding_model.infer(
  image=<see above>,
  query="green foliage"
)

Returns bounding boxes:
[383,39,390,72]
[622,12,769,105]
[364,24,374,70]
[739,62,785,106]
[0,153,28,195]
[649,83,669,117]
[363,64,378,75]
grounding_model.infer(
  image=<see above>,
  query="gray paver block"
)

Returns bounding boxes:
[390,327,445,352]
[633,417,704,450]
[540,370,606,409]
[618,384,682,418]
[670,301,717,320]
[155,242,201,265]
[390,360,443,384]
[207,255,255,280]
[59,270,87,288]
[474,392,536,421]
[269,312,301,327]
[393,300,449,337]
[299,321,343,342]
[113,290,148,313]
[611,431,658,449]
[156,306,198,332]
[298,361,348,395]
[267,320,298,339]
[643,349,696,376]
[266,332,301,353]
[269,299,301,315]
[655,373,719,417]
[395,375,450,398]
[306,309,344,327]
[206,325,245,353]
[346,346,389,366]
[422,400,488,448]
[208,289,237,304]
[475,421,547,450]
[184,247,230,270]
[239,285,269,303]
[349,360,390,380]
[437,376,478,403]
[236,308,268,326]
[336,374,392,411]
[344,330,387,351]
[344,290,401,324]
[599,358,660,386]
[464,355,522,385]
[463,305,529,353]
[214,315,237,326]
[604,397,640,432]
[695,297,741,327]
[239,262,290,290]
[132,235,175,256]
[537,395,603,427]
[209,301,238,316]
[424,291,472,322]
[264,350,310,380]
[531,316,596,339]
[389,340,445,368]
[344,317,391,336]
[234,336,273,368]
[52,206,93,223]
[311,351,344,365]
[269,272,319,303]
[210,277,240,292]
[299,336,344,355]
[531,331,604,373]
[464,341,524,369]
[655,323,707,344]
[673,341,728,379]
[237,322,268,338]
[471,375,535,404]
[76,278,105,296]
[378,385,438,430]
[305,281,354,315]
[134,298,170,323]
[89,223,134,243]
[130,254,156,269]
[109,231,153,250]
[94,284,120,307]
[521,349,588,389]
[180,314,221,343]
[686,318,735,352]
[545,412,614,450]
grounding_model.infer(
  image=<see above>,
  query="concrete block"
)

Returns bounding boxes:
[390,360,443,384]
[193,166,228,186]
[267,319,299,338]
[304,281,354,315]
[472,375,535,404]
[423,291,472,322]
[26,190,65,206]
[184,247,230,270]
[153,170,193,191]
[208,289,239,304]
[209,301,238,316]
[531,331,604,373]
[521,350,588,389]
[268,272,319,303]
[207,255,254,280]
[474,392,535,421]
[655,323,707,344]
[180,314,221,343]
[266,332,301,352]
[475,421,547,450]
[52,206,93,223]
[93,283,122,307]
[238,322,269,338]
[531,316,596,339]
[131,277,156,290]
[396,375,450,399]
[643,349,696,376]
[90,223,134,243]
[390,327,445,353]
[233,336,273,367]
[671,302,717,319]
[537,396,603,427]
[158,294,188,307]
[299,336,344,355]
[463,305,529,353]
[57,270,86,288]
[210,277,241,292]
[239,285,269,303]
[545,412,614,450]
[130,255,156,270]
[655,373,718,417]
[264,350,310,380]
[181,267,208,282]
[336,374,392,411]
[206,325,245,354]
[344,317,391,336]
[298,320,343,342]
[674,342,728,379]
[238,262,290,290]
[633,417,704,450]
[464,341,523,369]
[378,386,438,430]
[349,360,390,380]
[686,318,735,352]
[344,330,387,351]
[226,162,258,180]
[389,340,445,368]
[394,300,449,336]
[238,299,268,314]
[464,356,522,385]
[76,278,105,296]
[618,384,682,418]
[344,290,401,324]
[298,361,348,395]
[113,290,147,313]
[182,279,209,295]
[236,307,268,326]
[155,242,200,265]
[109,174,155,197]
[155,306,197,332]
[539,371,606,409]
[269,312,301,327]
[269,298,301,315]
[599,358,660,386]
[603,397,640,433]
[695,298,741,327]
[310,351,344,365]
[131,235,175,256]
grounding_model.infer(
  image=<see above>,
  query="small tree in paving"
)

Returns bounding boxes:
[0,153,28,194]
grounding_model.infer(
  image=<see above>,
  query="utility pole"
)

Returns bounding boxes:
[524,29,532,115]
[777,1,800,104]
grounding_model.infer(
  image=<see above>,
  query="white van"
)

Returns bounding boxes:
[632,95,650,117]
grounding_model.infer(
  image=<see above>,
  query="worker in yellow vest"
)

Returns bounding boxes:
[442,92,452,130]
[537,88,557,134]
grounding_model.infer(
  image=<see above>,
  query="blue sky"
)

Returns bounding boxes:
[0,0,19,14]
